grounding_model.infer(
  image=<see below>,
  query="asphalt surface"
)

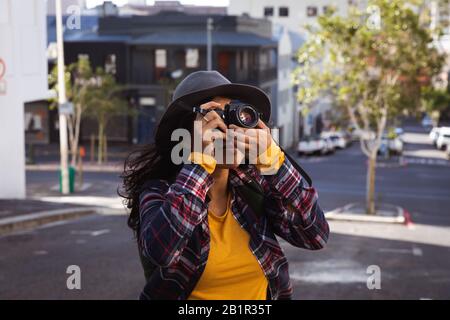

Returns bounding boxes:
[1,126,449,299]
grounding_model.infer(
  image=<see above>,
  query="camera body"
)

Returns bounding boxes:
[194,100,260,128]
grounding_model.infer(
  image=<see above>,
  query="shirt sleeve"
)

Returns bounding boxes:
[138,164,213,267]
[255,140,285,175]
[245,157,329,250]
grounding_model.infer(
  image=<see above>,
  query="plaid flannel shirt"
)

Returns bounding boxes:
[137,156,329,300]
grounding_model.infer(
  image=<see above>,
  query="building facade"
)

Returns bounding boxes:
[62,12,278,145]
[0,0,48,198]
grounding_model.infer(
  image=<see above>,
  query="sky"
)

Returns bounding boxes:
[85,0,230,9]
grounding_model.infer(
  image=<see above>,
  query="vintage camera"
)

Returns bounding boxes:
[193,101,260,128]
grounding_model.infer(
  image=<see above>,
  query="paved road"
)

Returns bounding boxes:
[1,129,449,299]
[0,214,142,299]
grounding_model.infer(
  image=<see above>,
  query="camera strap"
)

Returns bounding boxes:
[234,150,313,220]
[280,148,313,187]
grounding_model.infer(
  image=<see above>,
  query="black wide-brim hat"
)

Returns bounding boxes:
[154,70,272,148]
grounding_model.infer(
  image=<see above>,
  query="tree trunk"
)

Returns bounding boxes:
[97,121,104,164]
[366,155,377,215]
[71,104,82,167]
[103,134,108,163]
[67,116,75,166]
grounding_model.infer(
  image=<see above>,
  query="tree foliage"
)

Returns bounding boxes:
[293,0,446,214]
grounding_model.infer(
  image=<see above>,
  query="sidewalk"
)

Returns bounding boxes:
[1,169,126,235]
[26,143,130,164]
[26,162,122,172]
[0,199,98,236]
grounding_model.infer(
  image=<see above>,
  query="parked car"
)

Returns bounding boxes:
[378,134,404,156]
[322,136,335,154]
[348,126,374,141]
[298,136,326,155]
[394,127,404,136]
[446,144,450,160]
[436,127,450,150]
[429,127,441,146]
[422,115,433,128]
[322,131,349,149]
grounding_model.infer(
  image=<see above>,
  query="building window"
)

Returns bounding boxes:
[105,54,116,75]
[307,6,317,17]
[237,51,245,71]
[264,7,274,17]
[155,49,167,68]
[185,48,199,68]
[279,7,289,17]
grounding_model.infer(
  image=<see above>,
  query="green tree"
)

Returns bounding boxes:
[84,67,129,164]
[293,0,445,214]
[421,86,450,125]
[48,56,93,167]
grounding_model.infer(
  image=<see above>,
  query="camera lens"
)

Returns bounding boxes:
[237,105,258,128]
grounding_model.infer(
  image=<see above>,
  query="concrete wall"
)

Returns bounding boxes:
[276,26,295,147]
[0,0,47,198]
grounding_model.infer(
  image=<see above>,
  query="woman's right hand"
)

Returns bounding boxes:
[193,101,227,157]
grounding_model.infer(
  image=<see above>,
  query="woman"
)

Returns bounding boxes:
[120,70,329,300]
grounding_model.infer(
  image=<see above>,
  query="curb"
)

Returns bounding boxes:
[325,204,407,224]
[0,207,98,236]
[402,156,450,167]
[25,164,122,172]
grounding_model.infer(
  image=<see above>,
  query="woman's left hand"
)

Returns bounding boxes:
[228,120,274,165]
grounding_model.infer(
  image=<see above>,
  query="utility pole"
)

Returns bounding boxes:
[206,17,213,71]
[56,0,70,194]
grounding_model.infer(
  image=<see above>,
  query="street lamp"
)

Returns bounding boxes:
[207,18,213,71]
[55,0,70,194]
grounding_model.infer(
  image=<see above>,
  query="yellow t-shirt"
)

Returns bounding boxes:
[188,194,269,300]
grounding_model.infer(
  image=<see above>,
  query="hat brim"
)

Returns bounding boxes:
[154,83,271,144]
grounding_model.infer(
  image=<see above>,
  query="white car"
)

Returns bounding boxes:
[436,128,450,150]
[379,134,403,155]
[422,115,433,128]
[322,131,349,149]
[446,144,450,160]
[298,136,326,155]
[322,136,335,154]
[429,127,441,146]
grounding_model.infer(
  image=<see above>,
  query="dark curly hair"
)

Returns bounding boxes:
[119,112,197,238]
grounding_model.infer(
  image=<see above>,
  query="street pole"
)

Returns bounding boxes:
[206,17,213,71]
[56,0,70,194]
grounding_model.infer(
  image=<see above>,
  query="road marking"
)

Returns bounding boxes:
[33,250,48,255]
[403,157,449,166]
[379,248,412,254]
[289,259,368,284]
[91,229,110,236]
[319,186,450,201]
[50,183,92,191]
[412,246,423,256]
[70,229,110,237]
[330,221,450,248]
[378,247,423,256]
[40,196,125,210]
